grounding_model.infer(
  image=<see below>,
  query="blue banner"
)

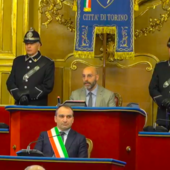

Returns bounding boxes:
[74,0,134,59]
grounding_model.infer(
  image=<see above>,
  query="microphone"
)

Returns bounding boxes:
[17,133,63,156]
[57,96,61,106]
[27,134,61,152]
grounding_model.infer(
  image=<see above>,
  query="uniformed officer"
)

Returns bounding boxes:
[149,37,170,128]
[6,28,55,106]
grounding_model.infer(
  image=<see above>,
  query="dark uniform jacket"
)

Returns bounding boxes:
[6,51,55,106]
[149,60,170,126]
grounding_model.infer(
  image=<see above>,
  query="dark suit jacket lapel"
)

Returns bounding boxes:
[96,85,103,107]
[65,129,76,152]
[46,132,55,156]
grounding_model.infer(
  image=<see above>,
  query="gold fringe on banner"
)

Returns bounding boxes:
[95,27,116,34]
[134,0,139,11]
[74,51,94,58]
[73,51,134,59]
[73,0,77,11]
[115,52,134,59]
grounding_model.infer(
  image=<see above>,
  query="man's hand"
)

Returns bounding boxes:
[162,98,170,108]
[12,89,22,101]
[19,95,29,105]
[12,89,30,102]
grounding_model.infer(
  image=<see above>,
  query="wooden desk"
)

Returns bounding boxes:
[136,132,170,170]
[0,156,126,170]
[0,106,10,155]
[0,106,9,124]
[0,128,10,155]
[5,106,146,170]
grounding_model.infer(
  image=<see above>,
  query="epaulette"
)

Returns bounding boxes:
[43,56,53,62]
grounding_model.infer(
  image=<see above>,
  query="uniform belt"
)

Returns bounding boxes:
[23,66,40,80]
[163,78,170,88]
[23,59,46,80]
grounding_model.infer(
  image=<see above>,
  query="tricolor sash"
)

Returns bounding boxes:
[47,127,68,158]
[84,0,91,12]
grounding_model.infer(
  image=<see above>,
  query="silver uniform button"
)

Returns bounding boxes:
[29,60,32,63]
[24,86,27,89]
[25,79,28,82]
[27,66,30,69]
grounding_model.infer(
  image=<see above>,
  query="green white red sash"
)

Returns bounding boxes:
[84,0,91,12]
[47,127,68,158]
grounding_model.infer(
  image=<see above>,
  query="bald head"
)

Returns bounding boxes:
[82,66,99,91]
[83,66,98,75]
[25,165,45,170]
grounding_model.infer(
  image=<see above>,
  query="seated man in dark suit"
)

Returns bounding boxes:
[34,105,88,158]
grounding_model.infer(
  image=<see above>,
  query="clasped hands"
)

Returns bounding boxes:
[12,88,30,105]
[162,98,170,112]
[19,95,29,105]
[15,89,30,105]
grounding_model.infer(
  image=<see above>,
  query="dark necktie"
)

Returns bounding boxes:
[60,132,65,142]
[88,92,93,107]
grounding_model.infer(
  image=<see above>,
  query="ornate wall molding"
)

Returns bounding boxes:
[135,0,170,38]
[70,59,102,70]
[107,61,153,71]
[70,53,159,71]
[39,0,75,31]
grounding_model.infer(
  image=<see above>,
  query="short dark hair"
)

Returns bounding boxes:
[55,105,74,116]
